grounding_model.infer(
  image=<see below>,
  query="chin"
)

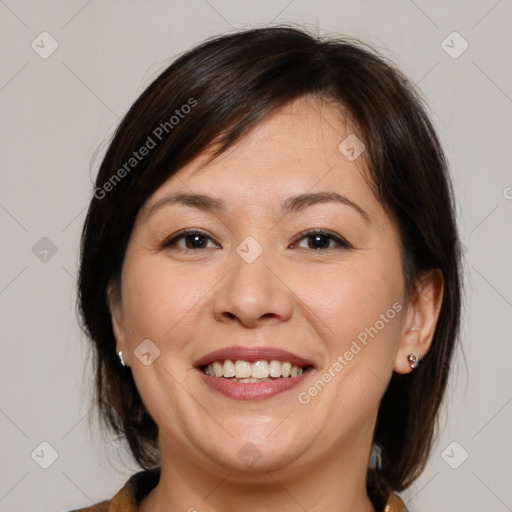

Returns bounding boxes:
[198,432,310,476]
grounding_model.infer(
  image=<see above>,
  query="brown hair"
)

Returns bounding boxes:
[78,26,462,507]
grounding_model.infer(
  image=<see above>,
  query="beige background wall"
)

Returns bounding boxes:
[1,1,511,511]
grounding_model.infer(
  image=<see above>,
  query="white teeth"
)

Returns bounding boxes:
[234,360,252,378]
[281,361,291,378]
[203,359,307,380]
[237,377,272,383]
[223,360,235,378]
[269,360,282,378]
[251,360,269,379]
[212,361,224,377]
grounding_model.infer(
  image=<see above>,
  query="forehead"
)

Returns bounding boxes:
[142,96,381,222]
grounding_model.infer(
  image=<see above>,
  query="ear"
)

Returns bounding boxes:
[394,269,444,374]
[106,279,131,366]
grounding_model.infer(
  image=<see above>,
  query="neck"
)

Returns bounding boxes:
[140,435,377,512]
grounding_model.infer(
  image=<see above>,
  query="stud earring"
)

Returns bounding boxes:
[118,351,126,367]
[407,353,419,369]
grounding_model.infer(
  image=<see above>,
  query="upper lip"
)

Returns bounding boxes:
[193,346,315,368]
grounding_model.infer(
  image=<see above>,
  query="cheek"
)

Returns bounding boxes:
[297,252,405,419]
[120,255,205,342]
[302,258,404,346]
[294,261,404,433]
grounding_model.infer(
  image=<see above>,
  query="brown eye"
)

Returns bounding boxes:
[163,230,219,250]
[292,230,351,250]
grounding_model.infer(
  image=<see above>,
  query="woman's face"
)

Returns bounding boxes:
[110,96,419,477]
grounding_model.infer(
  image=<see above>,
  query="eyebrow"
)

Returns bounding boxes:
[146,191,370,223]
[282,191,370,223]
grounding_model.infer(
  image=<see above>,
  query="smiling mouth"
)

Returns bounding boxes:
[201,359,313,383]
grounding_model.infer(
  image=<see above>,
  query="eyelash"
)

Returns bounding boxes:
[161,229,352,251]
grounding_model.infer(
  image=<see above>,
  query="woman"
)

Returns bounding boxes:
[73,26,461,511]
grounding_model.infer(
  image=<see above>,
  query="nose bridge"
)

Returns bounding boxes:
[212,236,292,326]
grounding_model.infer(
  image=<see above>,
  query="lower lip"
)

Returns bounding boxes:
[197,369,311,400]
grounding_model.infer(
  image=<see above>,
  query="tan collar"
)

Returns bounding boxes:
[383,491,408,511]
[73,468,409,512]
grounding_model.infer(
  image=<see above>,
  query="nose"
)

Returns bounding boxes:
[212,248,293,328]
